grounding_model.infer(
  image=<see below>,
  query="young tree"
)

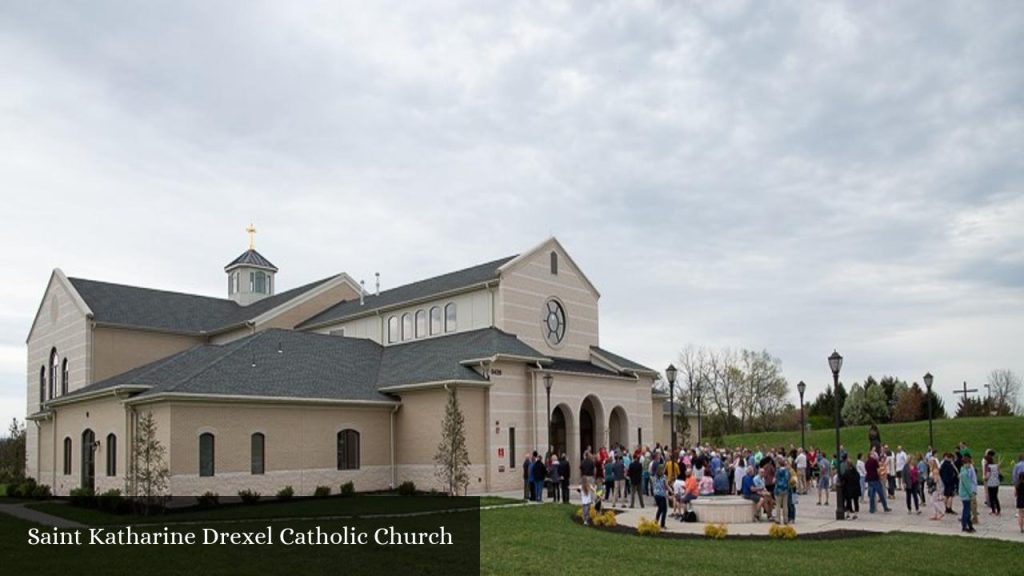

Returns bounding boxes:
[435,386,470,496]
[0,418,26,483]
[674,404,691,447]
[131,411,169,512]
[985,369,1022,414]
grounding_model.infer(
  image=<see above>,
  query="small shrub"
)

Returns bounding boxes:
[637,516,661,536]
[97,489,124,512]
[703,523,728,539]
[14,478,38,499]
[314,485,331,498]
[69,487,96,508]
[768,524,797,540]
[592,510,617,527]
[397,481,416,496]
[276,486,294,501]
[238,489,262,504]
[340,481,355,497]
[31,484,52,501]
[196,491,220,509]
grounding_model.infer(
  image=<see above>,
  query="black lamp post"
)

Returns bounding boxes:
[666,364,677,453]
[797,380,807,451]
[924,372,934,449]
[828,350,844,521]
[696,377,704,448]
[544,374,553,455]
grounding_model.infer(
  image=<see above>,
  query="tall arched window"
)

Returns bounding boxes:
[61,358,69,395]
[387,316,399,344]
[39,366,45,404]
[444,303,457,333]
[401,313,413,341]
[251,433,265,475]
[63,437,72,475]
[337,429,360,470]
[199,433,215,477]
[550,251,558,275]
[430,306,442,335]
[106,433,117,476]
[49,348,59,400]
[415,309,427,338]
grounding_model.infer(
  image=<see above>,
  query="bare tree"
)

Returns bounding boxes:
[986,369,1022,414]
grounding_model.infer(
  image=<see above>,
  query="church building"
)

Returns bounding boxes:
[25,234,674,496]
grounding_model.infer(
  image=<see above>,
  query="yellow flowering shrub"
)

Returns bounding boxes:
[703,523,728,539]
[592,510,617,527]
[637,517,661,536]
[768,524,797,539]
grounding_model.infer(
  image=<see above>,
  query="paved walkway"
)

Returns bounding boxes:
[483,488,1024,544]
[0,502,85,528]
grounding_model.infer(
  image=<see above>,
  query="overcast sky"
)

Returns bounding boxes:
[1,1,1021,430]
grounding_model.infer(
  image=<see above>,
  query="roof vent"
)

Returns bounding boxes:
[375,272,380,296]
[359,280,365,305]
[277,342,282,354]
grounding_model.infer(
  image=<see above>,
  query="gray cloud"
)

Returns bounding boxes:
[1,1,1021,426]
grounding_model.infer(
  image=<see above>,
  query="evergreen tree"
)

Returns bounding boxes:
[0,418,26,484]
[131,411,169,512]
[841,384,870,425]
[865,383,890,423]
[921,388,948,420]
[434,386,471,496]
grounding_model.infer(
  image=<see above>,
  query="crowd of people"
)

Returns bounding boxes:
[522,435,1024,534]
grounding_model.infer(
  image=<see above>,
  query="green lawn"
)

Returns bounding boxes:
[1,499,1020,575]
[480,505,1023,575]
[721,416,1023,475]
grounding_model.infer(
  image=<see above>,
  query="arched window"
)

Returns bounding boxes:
[199,433,215,477]
[63,437,72,475]
[430,306,442,335]
[251,433,265,475]
[49,348,58,400]
[61,358,69,395]
[444,303,457,333]
[106,433,117,476]
[387,316,399,344]
[401,313,413,341]
[39,366,45,405]
[550,251,558,275]
[415,310,427,338]
[337,429,360,470]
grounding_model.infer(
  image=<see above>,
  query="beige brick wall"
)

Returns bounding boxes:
[93,326,203,383]
[26,273,92,481]
[496,241,599,361]
[37,396,132,495]
[165,401,395,496]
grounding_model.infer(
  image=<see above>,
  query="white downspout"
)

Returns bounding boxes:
[390,403,399,489]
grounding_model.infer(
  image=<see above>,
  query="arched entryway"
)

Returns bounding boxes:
[579,395,605,456]
[81,429,95,493]
[550,405,570,458]
[608,406,629,450]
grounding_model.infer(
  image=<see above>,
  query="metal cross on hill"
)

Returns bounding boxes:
[953,380,978,402]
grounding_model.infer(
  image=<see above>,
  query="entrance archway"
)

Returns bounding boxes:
[608,406,629,450]
[579,395,605,456]
[81,429,95,492]
[551,405,568,458]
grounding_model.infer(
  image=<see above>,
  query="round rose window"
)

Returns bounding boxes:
[542,299,566,346]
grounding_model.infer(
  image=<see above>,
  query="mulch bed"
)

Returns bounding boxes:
[570,512,881,541]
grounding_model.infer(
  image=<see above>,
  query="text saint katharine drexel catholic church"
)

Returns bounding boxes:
[26,231,683,496]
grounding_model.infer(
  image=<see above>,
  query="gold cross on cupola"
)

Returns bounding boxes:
[246,223,257,250]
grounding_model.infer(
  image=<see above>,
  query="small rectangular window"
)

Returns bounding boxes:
[637,427,642,447]
[509,427,516,468]
[251,433,265,475]
[106,434,117,477]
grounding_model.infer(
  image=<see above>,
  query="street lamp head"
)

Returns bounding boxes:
[797,380,806,397]
[923,372,933,391]
[543,373,553,391]
[828,350,843,376]
[665,364,677,385]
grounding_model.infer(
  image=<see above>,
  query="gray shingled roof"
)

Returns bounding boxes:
[225,249,278,272]
[298,255,516,329]
[591,345,657,374]
[68,276,335,335]
[547,357,623,377]
[55,327,550,404]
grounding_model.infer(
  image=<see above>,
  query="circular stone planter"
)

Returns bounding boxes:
[690,496,757,524]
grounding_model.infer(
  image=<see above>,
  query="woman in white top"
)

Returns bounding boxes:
[984,454,1001,516]
[856,454,868,503]
[734,456,746,496]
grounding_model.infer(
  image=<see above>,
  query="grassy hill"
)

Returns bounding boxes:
[719,416,1024,475]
